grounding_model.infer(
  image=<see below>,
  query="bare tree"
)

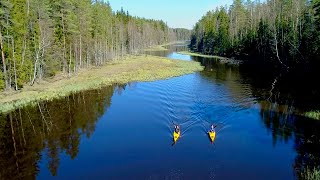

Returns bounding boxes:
[0,29,9,89]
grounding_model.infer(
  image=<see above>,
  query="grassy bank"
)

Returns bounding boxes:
[300,167,320,180]
[178,51,224,59]
[0,55,203,114]
[305,111,320,120]
[178,51,242,65]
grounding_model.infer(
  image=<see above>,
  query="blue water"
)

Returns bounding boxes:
[1,45,320,180]
[34,74,293,179]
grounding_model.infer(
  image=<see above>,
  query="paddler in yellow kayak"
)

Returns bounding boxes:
[208,125,216,143]
[173,124,181,143]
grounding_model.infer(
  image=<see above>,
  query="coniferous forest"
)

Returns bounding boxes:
[191,0,320,71]
[0,0,190,91]
[2,1,320,179]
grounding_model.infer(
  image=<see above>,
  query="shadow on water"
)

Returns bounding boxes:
[192,51,320,179]
[0,85,117,179]
[260,108,320,179]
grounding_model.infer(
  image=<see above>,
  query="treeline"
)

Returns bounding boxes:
[171,28,192,41]
[191,0,320,70]
[0,0,189,91]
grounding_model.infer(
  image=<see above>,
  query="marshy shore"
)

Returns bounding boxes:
[0,55,203,114]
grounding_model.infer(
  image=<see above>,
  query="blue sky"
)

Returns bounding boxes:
[108,0,233,29]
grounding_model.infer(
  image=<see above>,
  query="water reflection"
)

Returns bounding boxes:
[191,51,320,180]
[0,85,116,179]
[294,119,320,179]
[260,108,320,179]
[0,44,320,179]
[148,44,320,179]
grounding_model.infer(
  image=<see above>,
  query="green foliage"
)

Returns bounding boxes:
[191,7,231,56]
[0,71,4,90]
[216,8,230,55]
[0,0,13,27]
[305,111,320,120]
[314,0,320,21]
[0,0,190,92]
[191,0,320,69]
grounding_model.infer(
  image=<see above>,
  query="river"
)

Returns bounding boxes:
[0,44,320,179]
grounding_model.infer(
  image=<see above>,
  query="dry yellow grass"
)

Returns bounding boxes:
[0,55,203,113]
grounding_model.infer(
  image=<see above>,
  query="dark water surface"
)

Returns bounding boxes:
[1,44,320,179]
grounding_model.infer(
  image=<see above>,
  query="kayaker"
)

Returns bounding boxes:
[209,125,216,132]
[208,125,216,143]
[174,124,180,133]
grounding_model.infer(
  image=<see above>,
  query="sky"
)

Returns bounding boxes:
[108,0,233,29]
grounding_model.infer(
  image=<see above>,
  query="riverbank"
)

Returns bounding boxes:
[144,41,188,51]
[178,51,242,65]
[144,45,168,51]
[305,111,320,120]
[0,55,203,114]
[178,51,223,59]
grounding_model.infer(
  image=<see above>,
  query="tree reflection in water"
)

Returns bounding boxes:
[0,85,118,179]
[197,56,320,180]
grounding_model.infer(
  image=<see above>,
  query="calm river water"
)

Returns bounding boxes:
[1,44,320,179]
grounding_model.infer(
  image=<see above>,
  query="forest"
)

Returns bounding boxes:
[0,0,190,91]
[190,0,320,71]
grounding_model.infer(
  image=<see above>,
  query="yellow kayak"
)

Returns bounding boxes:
[173,131,180,143]
[208,131,216,142]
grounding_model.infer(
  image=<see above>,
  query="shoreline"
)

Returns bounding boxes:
[305,111,320,120]
[177,51,242,65]
[144,41,189,51]
[0,55,203,114]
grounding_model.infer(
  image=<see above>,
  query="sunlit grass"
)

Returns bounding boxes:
[305,111,320,120]
[300,167,320,180]
[0,55,203,114]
